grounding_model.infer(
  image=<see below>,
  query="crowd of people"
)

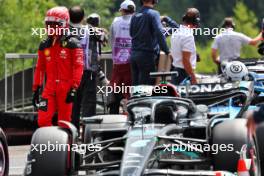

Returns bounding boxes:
[31,0,264,134]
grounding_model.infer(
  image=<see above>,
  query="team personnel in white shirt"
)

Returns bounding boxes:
[108,0,135,114]
[212,17,263,73]
[170,8,200,85]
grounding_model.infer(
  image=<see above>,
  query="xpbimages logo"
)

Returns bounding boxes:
[97,83,168,96]
[31,141,102,155]
[162,142,234,155]
[31,26,104,38]
[165,27,233,38]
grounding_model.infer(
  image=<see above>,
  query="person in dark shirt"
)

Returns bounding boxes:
[130,0,174,85]
[69,7,96,131]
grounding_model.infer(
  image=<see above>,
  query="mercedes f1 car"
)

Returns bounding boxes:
[192,59,264,105]
[24,72,263,176]
[234,58,264,105]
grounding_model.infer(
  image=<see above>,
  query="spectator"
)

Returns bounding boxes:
[170,8,200,85]
[108,0,136,114]
[130,0,173,85]
[212,17,262,73]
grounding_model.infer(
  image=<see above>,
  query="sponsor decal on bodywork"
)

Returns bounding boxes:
[177,83,237,94]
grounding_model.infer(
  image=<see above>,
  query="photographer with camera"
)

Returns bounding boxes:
[212,17,263,74]
[71,12,108,131]
[86,13,109,86]
[87,13,109,56]
[70,7,94,131]
[130,0,171,86]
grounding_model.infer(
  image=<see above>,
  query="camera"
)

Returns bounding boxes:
[97,66,109,86]
[95,28,109,46]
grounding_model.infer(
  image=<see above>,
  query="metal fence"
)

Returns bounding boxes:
[1,53,113,114]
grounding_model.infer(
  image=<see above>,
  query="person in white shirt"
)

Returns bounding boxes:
[108,0,135,114]
[171,8,200,85]
[212,17,262,73]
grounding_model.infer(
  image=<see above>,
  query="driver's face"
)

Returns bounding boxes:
[45,21,64,37]
[45,21,63,27]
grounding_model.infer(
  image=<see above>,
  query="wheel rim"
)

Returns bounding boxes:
[0,142,6,176]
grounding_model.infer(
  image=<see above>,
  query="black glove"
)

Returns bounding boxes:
[66,88,77,103]
[32,86,41,109]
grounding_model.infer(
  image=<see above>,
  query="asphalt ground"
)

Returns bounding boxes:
[9,145,29,176]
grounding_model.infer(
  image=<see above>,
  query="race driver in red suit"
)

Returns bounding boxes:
[32,6,84,127]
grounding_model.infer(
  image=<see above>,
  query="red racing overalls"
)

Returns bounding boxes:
[33,36,84,127]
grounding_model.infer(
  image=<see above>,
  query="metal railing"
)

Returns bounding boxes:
[2,53,113,114]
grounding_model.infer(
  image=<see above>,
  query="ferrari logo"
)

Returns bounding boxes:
[60,49,67,59]
[44,49,50,56]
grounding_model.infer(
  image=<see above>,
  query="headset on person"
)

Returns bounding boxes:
[221,17,236,29]
[182,8,200,26]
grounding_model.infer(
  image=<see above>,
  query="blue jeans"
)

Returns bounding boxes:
[130,51,157,86]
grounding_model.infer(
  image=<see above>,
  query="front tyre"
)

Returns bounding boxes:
[212,119,261,175]
[24,127,70,176]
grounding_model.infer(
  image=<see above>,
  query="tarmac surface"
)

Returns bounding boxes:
[9,145,29,176]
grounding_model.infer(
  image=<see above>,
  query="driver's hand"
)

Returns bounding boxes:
[32,86,41,109]
[66,88,77,103]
